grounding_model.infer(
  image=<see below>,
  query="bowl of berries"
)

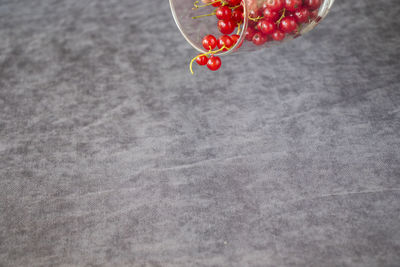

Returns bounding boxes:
[169,0,335,73]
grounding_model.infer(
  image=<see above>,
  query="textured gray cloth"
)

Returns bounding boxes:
[0,0,399,266]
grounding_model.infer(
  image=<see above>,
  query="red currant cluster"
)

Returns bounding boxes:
[190,0,244,74]
[245,0,322,45]
[190,0,322,74]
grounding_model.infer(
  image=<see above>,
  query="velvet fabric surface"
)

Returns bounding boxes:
[0,0,399,266]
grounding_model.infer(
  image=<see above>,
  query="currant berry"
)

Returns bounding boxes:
[202,35,217,50]
[271,29,285,41]
[304,0,322,10]
[215,6,232,20]
[207,55,221,71]
[259,19,277,35]
[226,0,241,6]
[218,19,236,35]
[252,32,268,46]
[284,0,302,12]
[212,1,222,7]
[217,35,234,51]
[263,8,280,22]
[264,0,285,12]
[293,7,310,23]
[230,34,243,48]
[279,16,297,33]
[196,54,208,65]
[232,8,244,23]
[245,27,257,41]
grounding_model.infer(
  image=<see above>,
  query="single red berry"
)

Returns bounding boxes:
[226,0,241,6]
[207,55,221,71]
[259,19,277,35]
[217,35,234,51]
[271,29,285,41]
[279,16,297,33]
[235,5,244,12]
[218,19,236,34]
[215,6,232,20]
[202,35,217,50]
[196,54,208,65]
[249,8,261,19]
[245,27,257,41]
[284,0,302,12]
[232,8,244,23]
[293,7,310,23]
[263,8,280,22]
[264,0,285,12]
[212,1,222,7]
[230,34,243,48]
[252,32,268,46]
[304,0,322,10]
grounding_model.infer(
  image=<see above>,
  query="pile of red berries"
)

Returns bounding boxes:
[245,0,322,45]
[190,0,323,74]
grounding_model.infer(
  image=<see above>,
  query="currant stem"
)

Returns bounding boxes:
[276,8,286,25]
[192,12,216,19]
[229,4,242,10]
[193,0,221,9]
[236,23,241,35]
[189,45,227,75]
[248,16,263,22]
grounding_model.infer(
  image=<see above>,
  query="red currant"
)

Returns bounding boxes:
[252,32,268,46]
[293,7,310,23]
[271,29,285,41]
[279,16,297,33]
[217,35,234,50]
[212,1,222,7]
[263,8,280,22]
[259,19,277,35]
[202,35,217,50]
[284,0,302,12]
[264,0,285,12]
[245,27,256,41]
[215,6,232,20]
[230,34,243,48]
[207,55,221,71]
[232,8,244,23]
[218,19,236,35]
[304,0,322,10]
[196,54,208,65]
[226,0,241,6]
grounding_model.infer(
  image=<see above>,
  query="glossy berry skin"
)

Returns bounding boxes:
[215,6,232,20]
[232,8,244,23]
[252,32,268,46]
[304,0,322,10]
[202,35,217,50]
[259,19,277,35]
[230,34,243,48]
[226,0,241,6]
[293,7,310,23]
[212,1,222,7]
[218,19,236,35]
[271,29,285,41]
[263,8,280,22]
[284,0,302,12]
[217,35,234,51]
[263,0,285,12]
[245,27,256,41]
[279,16,297,33]
[207,56,221,71]
[196,54,208,65]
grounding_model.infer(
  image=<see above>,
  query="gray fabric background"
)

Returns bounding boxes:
[0,0,399,266]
